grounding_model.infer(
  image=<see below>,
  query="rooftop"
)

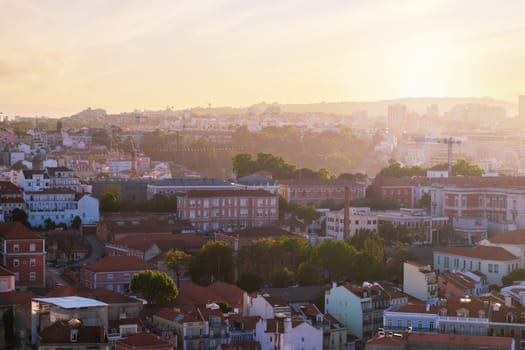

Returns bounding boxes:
[0,222,43,240]
[82,256,153,272]
[436,245,518,261]
[33,296,108,309]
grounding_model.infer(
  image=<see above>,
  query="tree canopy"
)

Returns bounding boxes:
[165,249,191,286]
[190,241,234,283]
[502,269,525,286]
[129,270,178,306]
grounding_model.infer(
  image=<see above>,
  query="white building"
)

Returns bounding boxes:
[433,245,522,286]
[325,207,378,240]
[403,261,438,302]
[258,317,323,350]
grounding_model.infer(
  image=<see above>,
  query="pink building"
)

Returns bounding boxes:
[280,179,366,207]
[80,256,153,292]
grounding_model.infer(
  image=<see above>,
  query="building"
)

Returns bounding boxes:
[153,308,208,350]
[437,271,489,298]
[325,282,390,340]
[279,179,366,207]
[258,316,323,350]
[433,245,521,285]
[147,178,238,200]
[115,332,174,350]
[80,256,154,292]
[0,181,25,221]
[377,208,448,244]
[325,207,378,240]
[387,104,407,135]
[403,261,438,302]
[31,296,109,345]
[38,319,109,350]
[235,173,281,194]
[0,265,15,292]
[176,189,278,232]
[365,332,514,350]
[0,222,46,288]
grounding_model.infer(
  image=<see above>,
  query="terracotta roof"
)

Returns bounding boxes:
[176,281,247,311]
[22,169,46,179]
[220,341,261,350]
[0,181,23,194]
[0,222,43,240]
[25,188,76,194]
[82,256,153,272]
[488,229,525,244]
[39,320,106,344]
[155,308,199,323]
[116,332,170,347]
[407,332,513,346]
[440,272,476,290]
[436,245,518,261]
[47,166,75,176]
[227,315,261,331]
[207,281,246,306]
[390,302,438,314]
[0,290,36,305]
[183,189,276,198]
[279,179,365,186]
[440,295,488,318]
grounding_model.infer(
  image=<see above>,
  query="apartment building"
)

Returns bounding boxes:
[433,245,521,285]
[279,179,366,207]
[147,177,238,199]
[0,222,46,288]
[176,189,278,232]
[403,261,438,302]
[325,207,378,240]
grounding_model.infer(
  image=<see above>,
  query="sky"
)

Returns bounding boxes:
[1,0,525,117]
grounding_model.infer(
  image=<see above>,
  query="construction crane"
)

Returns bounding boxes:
[410,135,462,176]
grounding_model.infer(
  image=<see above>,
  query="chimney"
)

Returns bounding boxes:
[343,186,350,240]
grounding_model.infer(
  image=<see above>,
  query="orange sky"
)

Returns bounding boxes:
[1,0,524,117]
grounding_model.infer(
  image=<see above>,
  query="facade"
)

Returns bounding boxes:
[153,308,209,350]
[279,179,366,207]
[402,261,438,302]
[325,207,378,240]
[258,317,323,350]
[433,245,521,285]
[0,180,25,221]
[377,208,448,244]
[176,189,278,232]
[80,256,154,292]
[0,222,46,288]
[147,177,238,199]
[0,265,15,292]
[325,282,390,340]
[38,320,109,350]
[31,296,109,346]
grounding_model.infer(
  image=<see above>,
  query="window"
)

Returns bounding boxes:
[489,264,493,273]
[13,259,19,267]
[494,264,499,273]
[429,321,434,330]
[29,272,36,281]
[13,244,19,252]
[30,258,36,266]
[14,272,19,281]
[107,273,114,280]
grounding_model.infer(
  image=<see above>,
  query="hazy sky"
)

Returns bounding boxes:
[1,0,524,117]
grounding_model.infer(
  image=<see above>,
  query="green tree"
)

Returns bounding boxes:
[11,208,30,227]
[452,159,483,176]
[190,241,234,283]
[297,261,322,286]
[350,197,400,210]
[270,267,295,287]
[231,153,255,178]
[236,272,264,293]
[44,218,56,231]
[129,270,178,306]
[71,216,82,229]
[11,160,28,171]
[100,192,120,212]
[378,160,427,177]
[237,238,277,281]
[294,204,321,225]
[165,249,191,286]
[416,192,431,211]
[388,242,419,282]
[502,269,525,286]
[351,251,386,282]
[310,239,356,282]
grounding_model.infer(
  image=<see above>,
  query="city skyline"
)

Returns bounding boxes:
[1,0,525,117]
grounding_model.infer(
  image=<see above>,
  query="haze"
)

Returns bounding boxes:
[1,0,525,117]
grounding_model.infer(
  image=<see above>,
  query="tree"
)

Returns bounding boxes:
[452,159,483,176]
[100,192,120,212]
[350,197,400,211]
[310,239,356,282]
[11,208,30,227]
[351,251,386,282]
[231,153,255,178]
[416,192,431,211]
[378,161,426,177]
[190,241,234,283]
[387,242,419,282]
[129,270,178,306]
[236,272,264,293]
[297,261,322,286]
[11,160,28,171]
[294,204,320,225]
[502,269,525,286]
[71,216,82,229]
[165,249,191,286]
[270,267,295,287]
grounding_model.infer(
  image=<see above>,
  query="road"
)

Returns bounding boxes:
[69,234,105,268]
[45,266,69,288]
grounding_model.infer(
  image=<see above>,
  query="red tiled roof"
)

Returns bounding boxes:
[47,166,75,176]
[407,332,513,346]
[0,181,23,194]
[82,256,153,272]
[0,290,36,305]
[440,272,476,290]
[155,308,199,323]
[488,229,525,244]
[207,281,246,306]
[436,245,518,261]
[116,332,170,347]
[0,222,43,240]
[391,302,438,314]
[279,179,365,186]
[39,320,106,344]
